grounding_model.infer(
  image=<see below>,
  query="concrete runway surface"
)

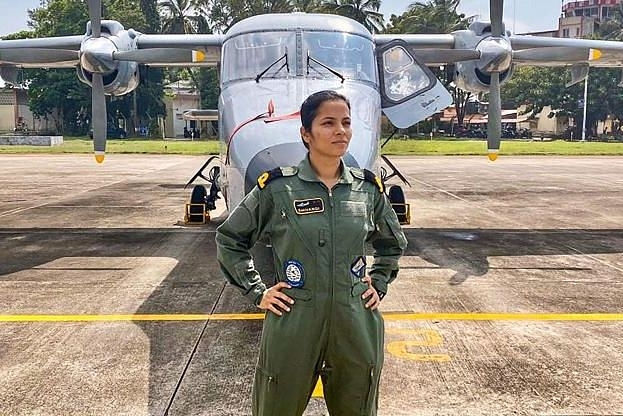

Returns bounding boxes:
[0,154,622,416]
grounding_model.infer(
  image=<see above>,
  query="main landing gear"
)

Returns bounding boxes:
[184,156,221,225]
[381,155,411,225]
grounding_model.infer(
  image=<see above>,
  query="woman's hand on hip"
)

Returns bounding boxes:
[258,282,295,316]
[361,276,380,310]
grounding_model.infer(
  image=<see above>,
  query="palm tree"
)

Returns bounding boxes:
[320,0,384,33]
[401,0,467,34]
[158,0,210,34]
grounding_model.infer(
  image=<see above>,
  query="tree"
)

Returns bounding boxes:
[159,0,210,34]
[500,65,623,139]
[320,0,384,33]
[208,0,298,33]
[385,0,471,128]
[20,0,165,136]
[387,0,467,34]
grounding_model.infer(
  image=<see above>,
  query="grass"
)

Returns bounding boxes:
[0,137,220,155]
[382,138,623,156]
[1,136,623,156]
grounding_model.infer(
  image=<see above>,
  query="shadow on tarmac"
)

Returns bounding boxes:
[2,227,623,413]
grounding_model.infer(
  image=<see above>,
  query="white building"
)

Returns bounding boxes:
[163,80,201,138]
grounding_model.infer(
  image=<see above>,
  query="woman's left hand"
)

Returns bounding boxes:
[361,276,380,310]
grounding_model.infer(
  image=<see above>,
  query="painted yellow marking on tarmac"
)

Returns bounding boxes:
[312,380,324,398]
[386,329,451,362]
[0,313,265,322]
[2,312,623,323]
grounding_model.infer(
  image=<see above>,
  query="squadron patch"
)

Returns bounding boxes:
[350,256,367,279]
[284,259,305,288]
[293,198,324,215]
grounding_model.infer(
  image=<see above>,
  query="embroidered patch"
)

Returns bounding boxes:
[293,198,324,215]
[350,256,367,279]
[284,259,305,288]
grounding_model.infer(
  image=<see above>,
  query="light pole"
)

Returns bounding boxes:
[581,71,589,142]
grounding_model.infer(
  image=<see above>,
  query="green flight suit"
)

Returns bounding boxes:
[216,156,407,416]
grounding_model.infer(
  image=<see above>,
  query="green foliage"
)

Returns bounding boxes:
[320,0,384,33]
[197,68,220,109]
[386,0,469,34]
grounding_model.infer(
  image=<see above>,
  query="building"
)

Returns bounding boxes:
[560,0,623,38]
[0,86,53,134]
[163,80,201,139]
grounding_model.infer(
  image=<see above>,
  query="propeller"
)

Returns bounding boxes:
[84,0,109,163]
[113,48,208,64]
[514,47,602,63]
[92,73,107,163]
[485,0,505,161]
[87,0,102,38]
[0,48,79,64]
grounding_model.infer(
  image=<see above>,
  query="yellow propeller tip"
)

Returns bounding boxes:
[488,152,498,162]
[95,153,105,164]
[193,50,206,62]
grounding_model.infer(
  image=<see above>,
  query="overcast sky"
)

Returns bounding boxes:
[0,0,566,36]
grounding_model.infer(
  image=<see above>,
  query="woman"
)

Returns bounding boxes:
[216,90,407,415]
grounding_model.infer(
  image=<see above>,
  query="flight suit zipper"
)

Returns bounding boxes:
[327,186,336,341]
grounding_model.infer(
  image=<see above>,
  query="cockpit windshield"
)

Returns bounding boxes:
[303,33,376,83]
[222,32,295,83]
[222,31,376,84]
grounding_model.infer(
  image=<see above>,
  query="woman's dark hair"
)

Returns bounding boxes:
[300,90,351,148]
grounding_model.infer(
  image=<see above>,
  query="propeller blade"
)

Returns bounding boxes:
[87,0,102,38]
[490,0,504,37]
[411,49,481,64]
[113,48,208,64]
[487,72,501,161]
[0,48,79,64]
[91,72,107,163]
[514,47,602,63]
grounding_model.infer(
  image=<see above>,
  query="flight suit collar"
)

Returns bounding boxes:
[297,155,354,185]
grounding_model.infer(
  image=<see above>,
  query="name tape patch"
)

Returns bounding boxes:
[294,198,324,215]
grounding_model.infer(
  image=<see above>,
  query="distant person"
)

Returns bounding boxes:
[216,90,407,415]
[183,126,190,138]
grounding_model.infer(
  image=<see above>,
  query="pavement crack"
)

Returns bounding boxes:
[163,281,228,416]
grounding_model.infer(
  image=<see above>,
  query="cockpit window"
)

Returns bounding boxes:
[223,32,296,83]
[303,33,376,83]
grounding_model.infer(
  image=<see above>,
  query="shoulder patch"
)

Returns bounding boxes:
[257,167,298,190]
[350,168,384,193]
[363,169,384,194]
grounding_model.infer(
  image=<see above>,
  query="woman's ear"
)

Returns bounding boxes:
[300,126,309,144]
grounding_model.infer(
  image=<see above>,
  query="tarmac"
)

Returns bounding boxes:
[0,154,622,416]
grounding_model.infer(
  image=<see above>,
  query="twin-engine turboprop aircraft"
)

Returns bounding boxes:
[2,0,623,219]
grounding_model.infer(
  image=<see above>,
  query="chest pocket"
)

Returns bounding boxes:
[338,200,371,245]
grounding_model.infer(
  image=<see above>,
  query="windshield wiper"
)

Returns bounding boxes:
[306,51,345,84]
[255,49,289,83]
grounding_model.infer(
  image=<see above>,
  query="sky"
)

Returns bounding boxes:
[0,0,566,37]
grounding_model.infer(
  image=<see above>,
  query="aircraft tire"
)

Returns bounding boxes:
[189,185,208,223]
[388,185,408,224]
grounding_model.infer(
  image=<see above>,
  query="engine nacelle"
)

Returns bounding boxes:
[452,22,514,94]
[454,60,513,94]
[76,20,140,96]
[77,60,139,96]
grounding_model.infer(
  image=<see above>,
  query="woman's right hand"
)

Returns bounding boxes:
[258,282,295,316]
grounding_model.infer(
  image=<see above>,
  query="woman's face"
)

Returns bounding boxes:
[301,99,352,159]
